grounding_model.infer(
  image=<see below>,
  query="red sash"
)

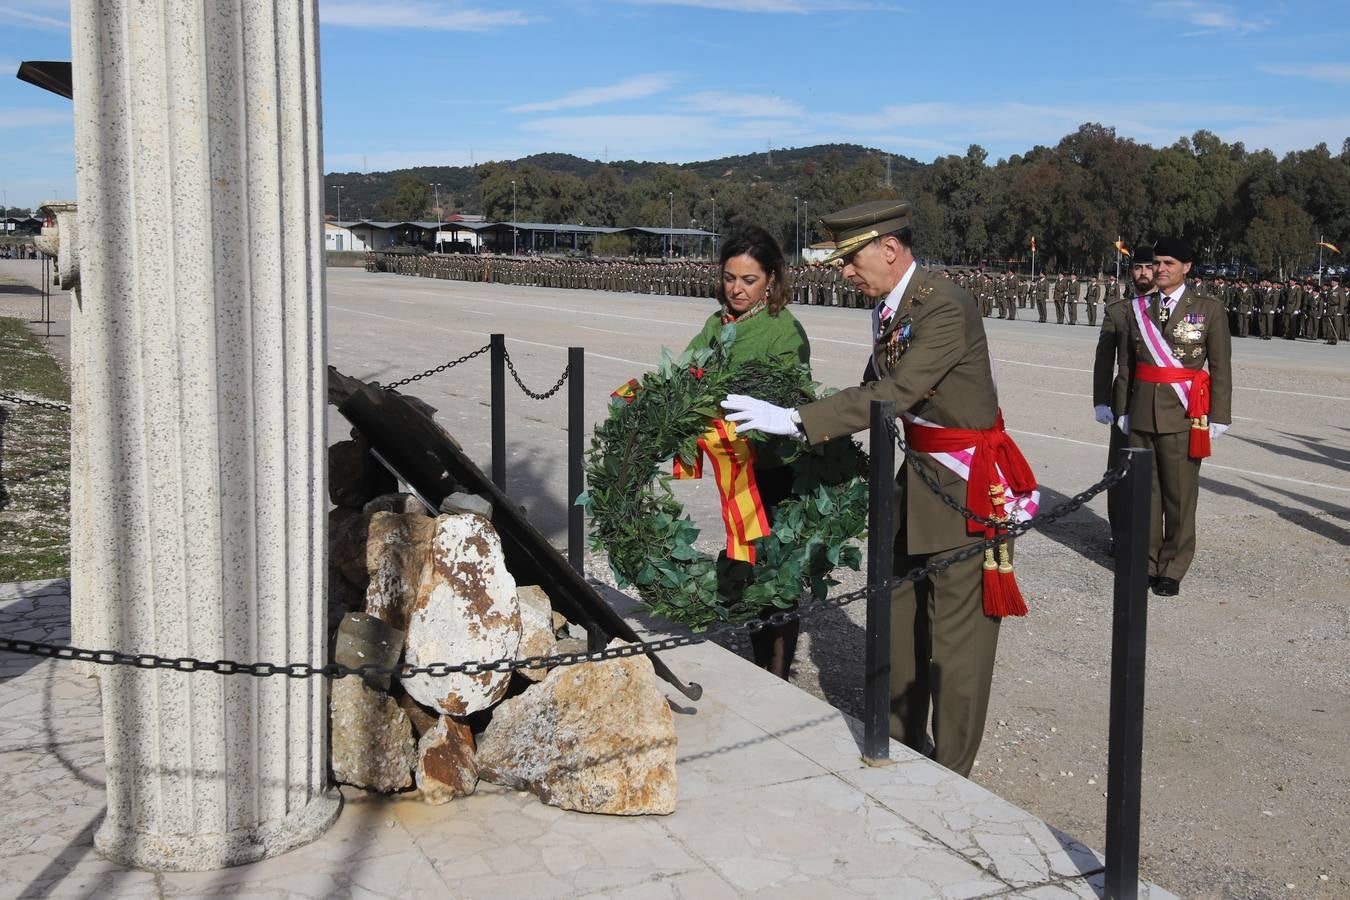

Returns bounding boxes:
[903,411,1037,618]
[902,412,1037,536]
[1134,363,1212,459]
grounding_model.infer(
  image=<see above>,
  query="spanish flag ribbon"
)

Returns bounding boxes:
[1318,241,1341,254]
[672,419,770,563]
[610,378,641,406]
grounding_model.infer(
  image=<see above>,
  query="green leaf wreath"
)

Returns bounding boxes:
[580,324,870,630]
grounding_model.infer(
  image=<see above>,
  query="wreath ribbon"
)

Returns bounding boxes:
[673,419,770,563]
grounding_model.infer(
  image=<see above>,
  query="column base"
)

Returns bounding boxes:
[94,789,342,872]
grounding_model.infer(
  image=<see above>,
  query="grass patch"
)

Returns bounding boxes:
[0,316,70,581]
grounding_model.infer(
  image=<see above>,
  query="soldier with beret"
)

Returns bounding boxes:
[722,200,1038,777]
[1116,238,1232,596]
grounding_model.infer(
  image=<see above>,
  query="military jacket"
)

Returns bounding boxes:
[798,267,999,554]
[1119,288,1233,433]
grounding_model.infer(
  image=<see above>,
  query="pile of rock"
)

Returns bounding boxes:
[326,434,677,815]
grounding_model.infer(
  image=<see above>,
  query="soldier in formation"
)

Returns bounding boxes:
[362,249,1346,350]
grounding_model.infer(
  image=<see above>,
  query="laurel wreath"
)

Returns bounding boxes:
[579,324,870,630]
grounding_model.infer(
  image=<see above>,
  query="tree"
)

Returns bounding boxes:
[1245,196,1315,278]
[376,174,431,220]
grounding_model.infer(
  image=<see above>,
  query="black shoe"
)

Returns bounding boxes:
[1153,577,1180,596]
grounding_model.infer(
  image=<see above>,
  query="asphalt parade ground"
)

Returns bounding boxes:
[325,267,1348,899]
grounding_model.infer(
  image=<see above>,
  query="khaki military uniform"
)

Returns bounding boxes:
[1117,287,1233,583]
[798,266,1006,777]
[1094,296,1133,537]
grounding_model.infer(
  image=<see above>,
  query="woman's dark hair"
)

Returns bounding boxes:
[717,225,790,314]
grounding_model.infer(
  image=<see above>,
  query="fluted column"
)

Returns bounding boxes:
[70,0,339,870]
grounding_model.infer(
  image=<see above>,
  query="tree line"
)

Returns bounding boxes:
[334,126,1350,276]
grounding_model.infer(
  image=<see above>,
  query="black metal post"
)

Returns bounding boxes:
[863,400,895,764]
[1105,447,1153,899]
[490,333,506,491]
[568,346,585,574]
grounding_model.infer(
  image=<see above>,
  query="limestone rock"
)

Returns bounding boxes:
[395,688,441,739]
[415,716,478,804]
[551,610,570,636]
[438,491,492,518]
[329,675,415,792]
[327,566,365,627]
[334,612,405,691]
[400,513,522,716]
[329,510,371,589]
[363,492,428,516]
[516,585,555,682]
[328,437,396,510]
[477,643,677,815]
[364,511,438,632]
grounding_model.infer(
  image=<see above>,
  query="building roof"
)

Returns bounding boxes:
[334,219,717,237]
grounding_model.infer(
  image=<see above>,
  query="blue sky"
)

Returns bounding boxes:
[2,0,1348,209]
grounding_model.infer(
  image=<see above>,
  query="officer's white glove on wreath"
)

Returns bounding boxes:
[1094,404,1113,426]
[722,394,799,437]
[1116,415,1130,435]
[1209,422,1229,441]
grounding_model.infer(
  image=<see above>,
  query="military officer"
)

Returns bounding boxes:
[1034,273,1050,322]
[722,200,1037,777]
[1094,245,1155,550]
[1117,238,1232,597]
[1327,277,1344,345]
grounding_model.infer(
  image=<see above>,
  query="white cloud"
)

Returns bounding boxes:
[320,1,530,31]
[622,0,820,11]
[1258,63,1350,84]
[0,108,72,128]
[1147,1,1271,36]
[621,0,895,11]
[0,1,68,30]
[508,74,679,113]
[677,91,804,118]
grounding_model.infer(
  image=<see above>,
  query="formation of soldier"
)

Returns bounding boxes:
[363,252,1346,345]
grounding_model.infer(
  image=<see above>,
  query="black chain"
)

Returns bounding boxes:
[502,347,569,400]
[0,460,1127,680]
[0,392,71,413]
[381,344,491,391]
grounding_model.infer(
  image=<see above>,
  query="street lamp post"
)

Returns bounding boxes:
[803,200,808,258]
[333,184,343,223]
[668,191,674,259]
[511,179,517,257]
[711,195,716,258]
[432,183,441,252]
[794,195,800,264]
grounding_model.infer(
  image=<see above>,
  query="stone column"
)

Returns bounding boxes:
[69,0,340,870]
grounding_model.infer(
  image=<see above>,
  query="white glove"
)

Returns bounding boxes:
[1209,422,1229,441]
[1116,415,1130,435]
[722,394,799,437]
[1094,404,1113,426]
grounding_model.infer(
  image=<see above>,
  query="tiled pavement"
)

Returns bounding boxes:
[0,578,1173,898]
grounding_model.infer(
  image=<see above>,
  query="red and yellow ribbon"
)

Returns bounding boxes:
[673,419,770,563]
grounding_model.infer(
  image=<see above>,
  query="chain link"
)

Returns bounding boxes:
[502,347,570,400]
[381,344,491,392]
[0,459,1127,680]
[0,392,71,413]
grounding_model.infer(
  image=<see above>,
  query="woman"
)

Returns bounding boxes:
[683,225,809,680]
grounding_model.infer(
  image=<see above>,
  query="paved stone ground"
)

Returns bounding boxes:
[1,578,1174,898]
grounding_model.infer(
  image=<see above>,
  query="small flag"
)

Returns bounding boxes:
[1318,241,1341,254]
[610,378,640,406]
[1114,240,1131,257]
[1030,236,1036,252]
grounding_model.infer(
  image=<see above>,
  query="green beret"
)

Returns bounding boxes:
[820,200,912,263]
